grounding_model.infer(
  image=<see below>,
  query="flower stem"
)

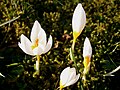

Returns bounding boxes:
[72,38,76,52]
[59,88,62,90]
[70,37,78,72]
[82,74,86,85]
[36,55,40,75]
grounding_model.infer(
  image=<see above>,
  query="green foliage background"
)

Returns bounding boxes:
[0,0,120,90]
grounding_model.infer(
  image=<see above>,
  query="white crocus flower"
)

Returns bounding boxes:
[83,37,92,75]
[60,67,80,89]
[18,20,52,75]
[18,20,52,56]
[72,3,86,40]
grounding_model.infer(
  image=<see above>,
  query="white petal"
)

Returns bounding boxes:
[33,46,44,55]
[18,34,34,55]
[67,68,76,81]
[64,68,76,86]
[70,68,76,73]
[65,74,80,87]
[43,35,52,54]
[83,37,92,58]
[60,67,70,86]
[38,27,47,47]
[30,20,41,43]
[72,3,86,33]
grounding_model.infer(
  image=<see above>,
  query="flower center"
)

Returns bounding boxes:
[31,39,39,50]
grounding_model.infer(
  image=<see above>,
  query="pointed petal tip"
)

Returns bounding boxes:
[35,20,40,25]
[35,20,38,22]
[84,37,91,46]
[83,37,92,58]
[49,35,53,42]
[85,37,88,39]
[85,37,89,41]
[77,3,82,7]
[20,34,25,38]
[33,20,42,28]
[49,35,53,45]
[34,20,40,26]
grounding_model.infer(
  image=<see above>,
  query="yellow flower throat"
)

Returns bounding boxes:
[83,56,90,68]
[31,39,39,50]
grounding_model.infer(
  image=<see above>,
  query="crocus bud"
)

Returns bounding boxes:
[72,3,86,40]
[83,37,92,74]
[60,67,80,89]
